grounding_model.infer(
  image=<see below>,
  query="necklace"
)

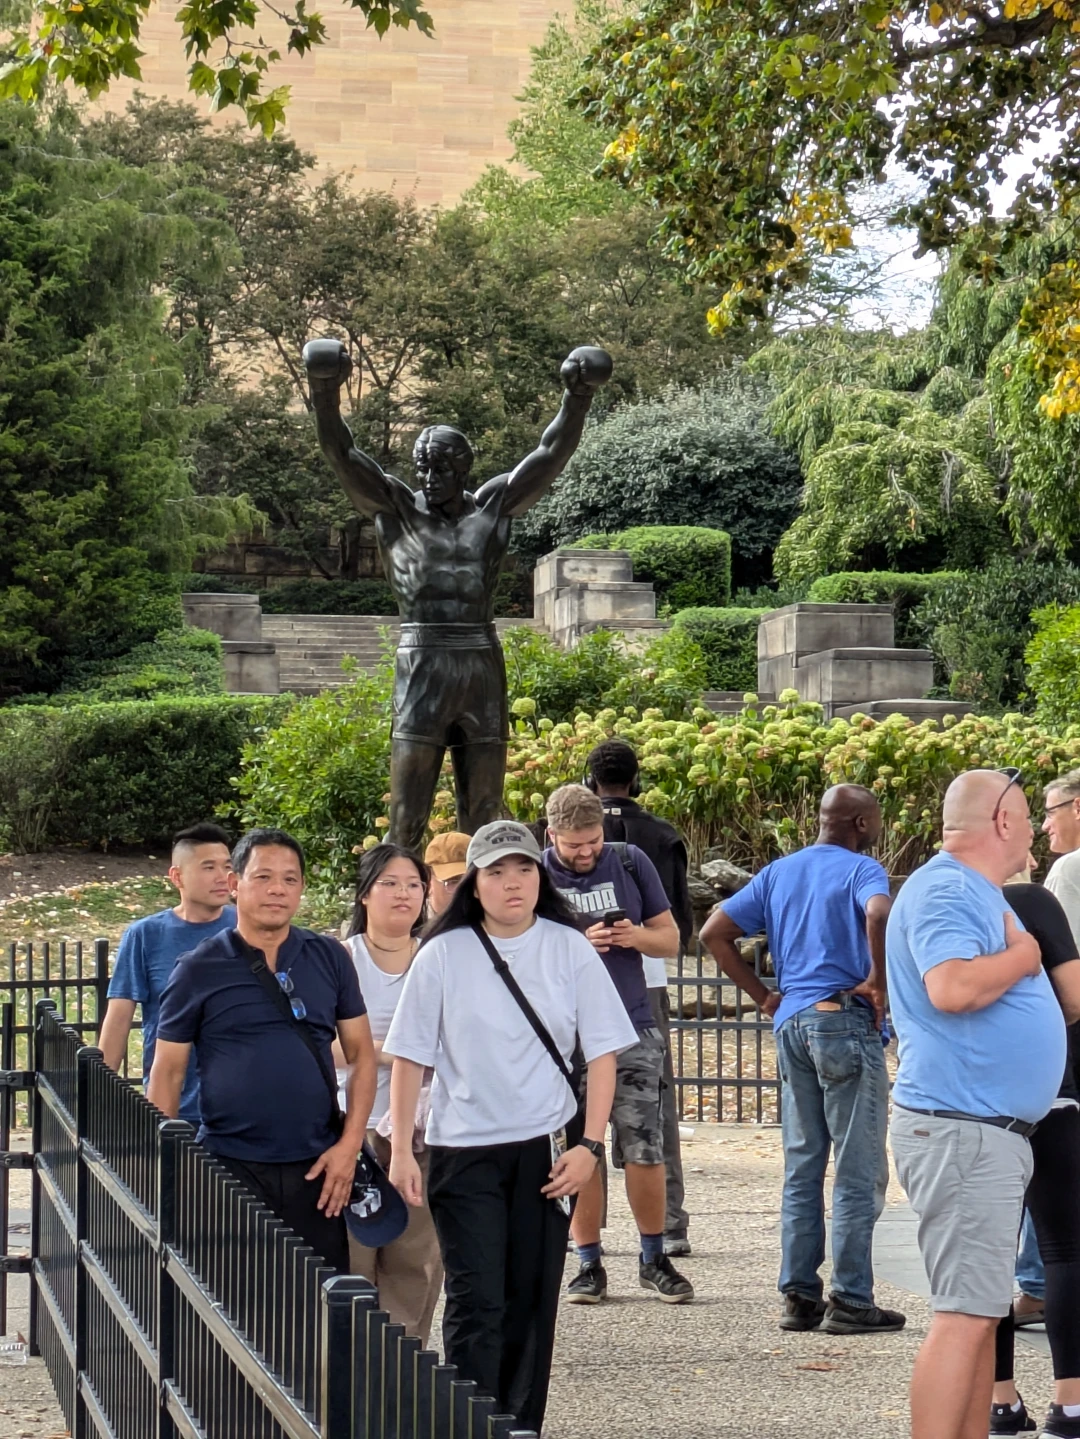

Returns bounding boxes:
[364,934,415,957]
[362,933,417,979]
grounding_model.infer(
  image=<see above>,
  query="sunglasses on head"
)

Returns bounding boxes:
[991,767,1024,823]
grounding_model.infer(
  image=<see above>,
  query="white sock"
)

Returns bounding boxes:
[1010,1401,1023,1413]
[1061,1404,1080,1417]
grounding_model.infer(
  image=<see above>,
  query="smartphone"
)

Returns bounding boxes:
[549,1127,572,1216]
[603,909,627,926]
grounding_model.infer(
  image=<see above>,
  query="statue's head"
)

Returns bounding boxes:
[413,425,474,507]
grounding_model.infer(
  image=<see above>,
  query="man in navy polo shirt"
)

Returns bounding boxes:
[148,828,377,1273]
[702,785,903,1336]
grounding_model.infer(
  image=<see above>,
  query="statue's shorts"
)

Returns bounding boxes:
[392,623,509,748]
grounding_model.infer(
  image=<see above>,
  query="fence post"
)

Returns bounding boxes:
[28,999,56,1358]
[157,1119,191,1439]
[74,1044,102,1439]
[0,1002,12,1337]
[320,1274,374,1438]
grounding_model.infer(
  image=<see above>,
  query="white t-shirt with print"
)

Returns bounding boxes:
[383,917,639,1147]
[340,934,410,1124]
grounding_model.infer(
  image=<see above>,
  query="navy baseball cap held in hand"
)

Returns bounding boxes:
[344,1142,410,1247]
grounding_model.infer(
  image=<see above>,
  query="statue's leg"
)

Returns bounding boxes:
[450,741,508,834]
[388,739,445,852]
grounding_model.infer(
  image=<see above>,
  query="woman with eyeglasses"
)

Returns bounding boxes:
[384,821,637,1435]
[424,832,470,915]
[338,842,443,1344]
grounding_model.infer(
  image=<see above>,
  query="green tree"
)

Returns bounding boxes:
[0,101,248,698]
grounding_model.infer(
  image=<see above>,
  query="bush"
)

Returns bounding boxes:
[913,558,1080,711]
[226,664,394,888]
[16,629,226,705]
[670,608,767,690]
[513,375,802,590]
[1026,605,1080,731]
[257,579,397,615]
[570,526,732,610]
[0,695,291,852]
[806,572,962,649]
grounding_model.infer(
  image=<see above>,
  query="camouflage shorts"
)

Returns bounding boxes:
[584,1026,666,1168]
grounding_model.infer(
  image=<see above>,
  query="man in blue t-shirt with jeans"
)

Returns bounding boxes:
[542,784,692,1304]
[99,822,236,1122]
[148,828,377,1274]
[702,784,903,1335]
[887,769,1066,1439]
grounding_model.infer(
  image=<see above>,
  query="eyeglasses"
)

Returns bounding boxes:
[276,969,307,1020]
[372,879,426,896]
[438,874,464,891]
[1045,797,1078,818]
[991,767,1024,824]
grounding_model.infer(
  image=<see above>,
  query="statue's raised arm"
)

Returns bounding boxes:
[475,346,612,518]
[303,339,415,520]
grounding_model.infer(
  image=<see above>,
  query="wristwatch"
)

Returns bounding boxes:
[579,1137,605,1160]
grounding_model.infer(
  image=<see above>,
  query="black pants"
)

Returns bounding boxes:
[427,1135,569,1434]
[215,1154,350,1275]
[995,1105,1080,1382]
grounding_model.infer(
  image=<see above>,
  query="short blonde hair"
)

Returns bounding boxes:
[545,783,604,834]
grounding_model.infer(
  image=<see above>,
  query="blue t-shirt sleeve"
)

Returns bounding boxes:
[907,882,1008,977]
[108,921,150,1004]
[330,939,367,1021]
[628,847,673,922]
[155,957,205,1045]
[719,869,768,937]
[854,857,891,910]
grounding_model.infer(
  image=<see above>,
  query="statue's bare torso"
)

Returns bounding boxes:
[373,490,510,627]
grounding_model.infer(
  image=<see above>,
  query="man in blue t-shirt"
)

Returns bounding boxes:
[542,784,691,1305]
[701,785,902,1336]
[148,828,377,1274]
[99,822,236,1123]
[887,769,1065,1439]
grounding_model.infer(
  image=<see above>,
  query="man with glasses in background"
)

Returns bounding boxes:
[1045,771,1080,946]
[148,828,377,1274]
[425,832,470,916]
[887,768,1066,1439]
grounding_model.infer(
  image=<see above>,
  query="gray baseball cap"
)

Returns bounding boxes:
[466,821,543,869]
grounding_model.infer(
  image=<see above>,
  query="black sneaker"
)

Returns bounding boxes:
[639,1253,694,1303]
[1042,1405,1080,1439]
[566,1261,607,1304]
[821,1296,906,1334]
[990,1399,1037,1435]
[664,1236,692,1258]
[779,1294,828,1331]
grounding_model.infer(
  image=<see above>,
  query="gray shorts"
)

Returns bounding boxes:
[608,1028,666,1168]
[890,1106,1033,1317]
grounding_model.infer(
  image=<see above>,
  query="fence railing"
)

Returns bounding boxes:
[25,1001,539,1439]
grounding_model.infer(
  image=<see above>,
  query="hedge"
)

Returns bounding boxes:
[569,526,732,610]
[1026,604,1080,731]
[0,695,291,852]
[806,571,961,648]
[669,608,768,690]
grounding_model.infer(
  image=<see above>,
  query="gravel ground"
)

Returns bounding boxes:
[0,1125,1054,1438]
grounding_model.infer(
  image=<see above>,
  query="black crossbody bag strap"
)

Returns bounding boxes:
[248,957,345,1138]
[471,924,577,1097]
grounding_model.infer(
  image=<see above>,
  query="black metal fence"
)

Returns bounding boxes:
[24,1001,539,1439]
[671,941,780,1125]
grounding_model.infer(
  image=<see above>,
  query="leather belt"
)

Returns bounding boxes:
[897,1104,1038,1139]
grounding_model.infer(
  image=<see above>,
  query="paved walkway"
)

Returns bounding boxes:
[0,1126,1056,1438]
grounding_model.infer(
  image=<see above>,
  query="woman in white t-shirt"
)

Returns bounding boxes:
[384,821,637,1434]
[343,843,443,1345]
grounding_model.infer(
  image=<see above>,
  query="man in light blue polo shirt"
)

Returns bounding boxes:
[888,768,1066,1439]
[701,784,902,1335]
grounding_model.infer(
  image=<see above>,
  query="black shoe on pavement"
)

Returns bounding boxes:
[821,1296,906,1334]
[779,1294,828,1331]
[990,1399,1037,1436]
[639,1253,694,1303]
[663,1236,692,1258]
[1041,1405,1080,1439]
[566,1261,608,1304]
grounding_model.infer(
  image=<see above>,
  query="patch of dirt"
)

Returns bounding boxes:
[0,847,164,901]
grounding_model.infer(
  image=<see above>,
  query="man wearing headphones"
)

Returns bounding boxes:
[586,740,694,1257]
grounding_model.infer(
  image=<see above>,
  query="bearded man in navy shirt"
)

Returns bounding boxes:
[148,828,377,1273]
[702,785,903,1336]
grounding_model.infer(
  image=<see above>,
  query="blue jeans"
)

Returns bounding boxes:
[1016,1209,1046,1301]
[775,1001,890,1308]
